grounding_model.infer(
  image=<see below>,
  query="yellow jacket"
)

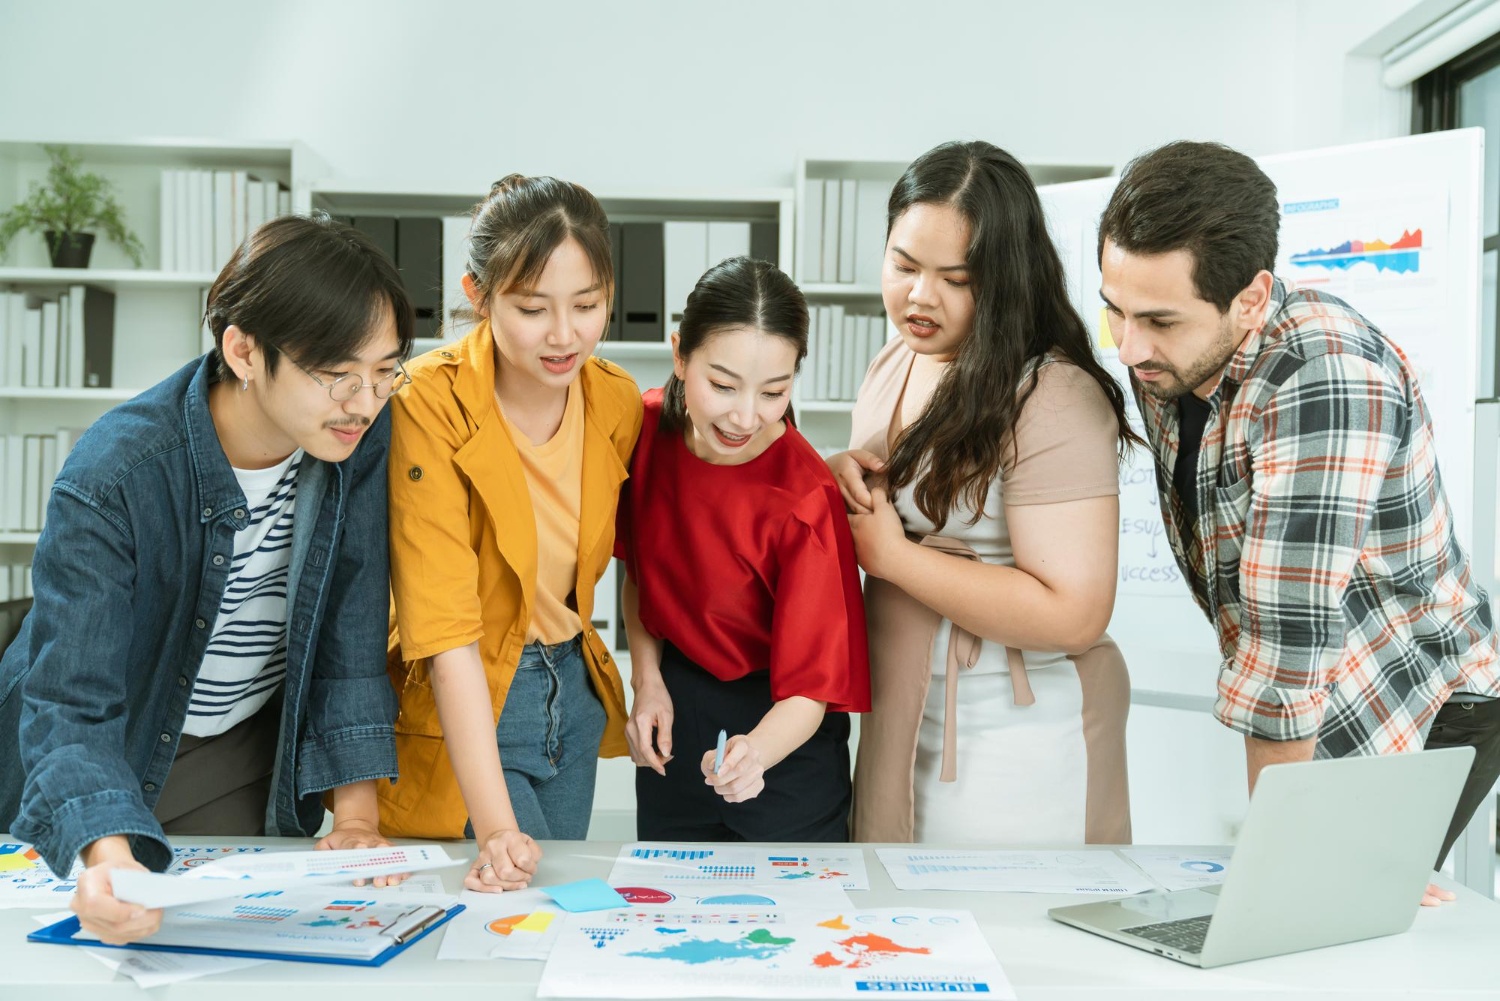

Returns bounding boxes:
[378,322,642,838]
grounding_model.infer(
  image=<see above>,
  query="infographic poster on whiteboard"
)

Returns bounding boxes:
[1275,188,1450,411]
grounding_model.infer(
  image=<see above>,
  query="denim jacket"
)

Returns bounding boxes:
[0,356,397,875]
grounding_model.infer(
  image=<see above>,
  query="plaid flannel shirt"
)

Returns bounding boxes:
[1136,278,1500,756]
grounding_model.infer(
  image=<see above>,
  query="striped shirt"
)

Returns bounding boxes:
[1136,277,1500,756]
[182,450,302,737]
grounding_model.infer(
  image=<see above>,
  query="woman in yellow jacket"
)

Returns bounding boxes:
[379,175,642,893]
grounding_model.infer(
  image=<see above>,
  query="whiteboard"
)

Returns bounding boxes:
[1037,128,1489,701]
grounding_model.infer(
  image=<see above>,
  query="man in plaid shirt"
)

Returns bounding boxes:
[1096,141,1500,900]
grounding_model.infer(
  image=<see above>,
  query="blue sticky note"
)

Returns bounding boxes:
[543,878,629,913]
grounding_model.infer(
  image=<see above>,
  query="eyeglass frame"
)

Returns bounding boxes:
[288,355,412,402]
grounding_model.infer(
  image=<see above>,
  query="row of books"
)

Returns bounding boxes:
[1,429,81,532]
[801,177,888,286]
[795,306,890,403]
[0,287,116,389]
[160,169,290,274]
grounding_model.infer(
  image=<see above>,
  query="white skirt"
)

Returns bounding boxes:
[913,662,1089,844]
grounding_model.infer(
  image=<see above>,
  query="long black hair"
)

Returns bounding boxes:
[884,141,1138,530]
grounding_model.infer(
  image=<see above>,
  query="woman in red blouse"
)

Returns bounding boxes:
[616,256,871,841]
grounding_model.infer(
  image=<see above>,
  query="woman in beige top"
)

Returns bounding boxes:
[828,140,1139,844]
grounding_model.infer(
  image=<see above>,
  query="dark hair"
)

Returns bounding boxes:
[463,173,613,316]
[885,141,1139,531]
[661,256,808,432]
[206,213,415,380]
[1097,141,1279,311]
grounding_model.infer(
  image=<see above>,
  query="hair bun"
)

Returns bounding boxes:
[489,173,527,197]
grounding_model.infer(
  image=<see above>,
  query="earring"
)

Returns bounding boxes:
[241,377,249,392]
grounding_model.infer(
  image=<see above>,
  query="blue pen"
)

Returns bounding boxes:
[713,729,728,774]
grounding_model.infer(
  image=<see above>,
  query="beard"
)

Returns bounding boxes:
[1133,314,1242,400]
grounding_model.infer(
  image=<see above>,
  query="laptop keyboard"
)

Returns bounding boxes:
[1120,915,1211,954]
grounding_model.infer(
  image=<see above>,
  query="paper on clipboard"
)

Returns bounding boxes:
[111,845,462,908]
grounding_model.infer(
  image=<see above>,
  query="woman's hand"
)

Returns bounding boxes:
[701,734,766,803]
[627,679,675,776]
[467,829,541,893]
[848,485,908,579]
[826,449,885,514]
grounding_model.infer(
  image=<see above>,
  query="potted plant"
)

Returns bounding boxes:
[0,145,145,269]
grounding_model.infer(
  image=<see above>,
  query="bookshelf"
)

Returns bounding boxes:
[0,137,318,548]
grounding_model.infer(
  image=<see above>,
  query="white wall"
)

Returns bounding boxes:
[0,0,1425,192]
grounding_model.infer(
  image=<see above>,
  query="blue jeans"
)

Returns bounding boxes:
[491,634,605,840]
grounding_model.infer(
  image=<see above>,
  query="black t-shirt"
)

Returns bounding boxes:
[1174,393,1213,541]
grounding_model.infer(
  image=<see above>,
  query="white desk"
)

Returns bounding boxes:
[3,838,1499,1000]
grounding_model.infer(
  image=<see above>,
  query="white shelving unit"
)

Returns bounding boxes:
[0,138,318,555]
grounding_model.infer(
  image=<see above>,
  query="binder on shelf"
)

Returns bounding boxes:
[21,435,42,531]
[20,304,41,388]
[620,222,664,342]
[277,186,290,217]
[801,179,824,283]
[441,215,476,344]
[245,178,268,237]
[396,217,444,340]
[855,178,890,286]
[606,223,624,341]
[0,291,9,387]
[352,216,398,268]
[197,169,215,272]
[69,285,116,389]
[4,294,21,386]
[3,434,23,530]
[213,170,235,267]
[837,179,858,283]
[39,300,59,390]
[820,179,841,287]
[38,435,58,529]
[840,311,858,400]
[159,169,178,272]
[827,304,846,401]
[750,221,779,267]
[706,221,750,268]
[663,221,708,329]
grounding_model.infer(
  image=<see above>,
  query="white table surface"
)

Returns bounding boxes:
[3,838,1499,1000]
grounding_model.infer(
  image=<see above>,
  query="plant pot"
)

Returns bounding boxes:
[44,230,95,268]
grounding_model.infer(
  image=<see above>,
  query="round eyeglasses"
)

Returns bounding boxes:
[294,358,411,401]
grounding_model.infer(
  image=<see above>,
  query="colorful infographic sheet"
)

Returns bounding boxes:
[609,843,870,891]
[0,843,271,908]
[112,844,460,907]
[65,886,460,959]
[876,849,1155,895]
[1119,848,1232,892]
[535,907,1013,999]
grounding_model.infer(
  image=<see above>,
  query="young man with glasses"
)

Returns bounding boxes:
[0,215,415,944]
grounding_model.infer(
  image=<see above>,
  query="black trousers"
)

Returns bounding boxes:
[635,643,851,842]
[1424,695,1500,868]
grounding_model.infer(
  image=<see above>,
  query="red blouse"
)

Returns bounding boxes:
[616,390,871,713]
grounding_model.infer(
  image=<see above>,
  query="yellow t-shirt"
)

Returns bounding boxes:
[505,386,584,644]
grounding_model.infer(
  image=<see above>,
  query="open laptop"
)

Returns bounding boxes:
[1049,745,1474,968]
